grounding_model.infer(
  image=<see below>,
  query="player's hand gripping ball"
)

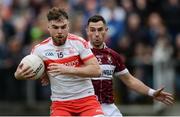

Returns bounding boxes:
[20,54,45,79]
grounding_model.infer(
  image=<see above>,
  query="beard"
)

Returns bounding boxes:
[52,35,67,46]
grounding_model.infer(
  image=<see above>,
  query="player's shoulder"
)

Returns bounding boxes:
[68,33,87,43]
[68,33,89,48]
[106,47,124,60]
[106,47,118,55]
[32,37,51,52]
[34,37,51,48]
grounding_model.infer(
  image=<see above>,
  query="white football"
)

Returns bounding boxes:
[20,54,45,80]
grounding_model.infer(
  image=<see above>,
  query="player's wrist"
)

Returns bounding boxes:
[67,66,76,75]
[148,88,156,97]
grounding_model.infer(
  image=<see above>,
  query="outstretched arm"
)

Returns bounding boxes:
[120,73,174,105]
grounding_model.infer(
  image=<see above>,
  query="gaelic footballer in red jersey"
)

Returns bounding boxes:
[15,7,104,116]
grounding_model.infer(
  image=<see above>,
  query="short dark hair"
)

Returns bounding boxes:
[87,15,106,26]
[47,7,68,21]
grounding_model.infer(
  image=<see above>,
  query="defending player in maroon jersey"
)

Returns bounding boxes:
[86,15,174,116]
[91,46,127,104]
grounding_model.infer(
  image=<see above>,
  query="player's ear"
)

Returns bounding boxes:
[85,27,88,32]
[67,21,70,30]
[105,27,108,31]
[47,23,50,31]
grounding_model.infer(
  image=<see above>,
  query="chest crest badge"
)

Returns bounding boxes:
[107,55,113,64]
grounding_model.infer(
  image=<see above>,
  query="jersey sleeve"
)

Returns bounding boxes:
[111,49,129,76]
[31,44,42,58]
[74,38,94,62]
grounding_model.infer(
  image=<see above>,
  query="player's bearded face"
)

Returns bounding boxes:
[87,21,107,49]
[48,19,69,46]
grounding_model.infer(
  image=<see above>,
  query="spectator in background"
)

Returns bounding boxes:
[51,0,70,12]
[30,6,49,45]
[99,0,126,49]
[125,12,148,45]
[121,0,135,14]
[1,4,16,42]
[160,0,180,38]
[0,20,6,100]
[81,0,100,38]
[5,38,26,101]
[174,34,180,100]
[135,0,149,24]
[153,34,174,111]
[69,0,85,13]
[147,12,165,45]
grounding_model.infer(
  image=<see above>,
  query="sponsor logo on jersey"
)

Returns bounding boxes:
[107,55,113,64]
[102,70,114,76]
[63,59,80,66]
[45,52,54,56]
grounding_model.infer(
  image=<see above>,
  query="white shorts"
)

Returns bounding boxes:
[101,103,122,116]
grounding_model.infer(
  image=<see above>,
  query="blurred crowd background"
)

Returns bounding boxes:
[0,0,180,115]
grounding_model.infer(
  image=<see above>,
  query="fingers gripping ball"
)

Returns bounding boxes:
[20,54,45,79]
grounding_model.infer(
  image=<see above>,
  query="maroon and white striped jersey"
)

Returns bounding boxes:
[91,45,129,104]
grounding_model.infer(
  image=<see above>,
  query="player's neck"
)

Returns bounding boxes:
[93,44,104,49]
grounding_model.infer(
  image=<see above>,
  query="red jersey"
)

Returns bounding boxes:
[91,46,128,104]
[32,34,95,101]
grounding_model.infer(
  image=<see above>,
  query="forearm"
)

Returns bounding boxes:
[128,77,150,95]
[68,65,101,77]
[121,74,151,95]
[121,74,174,105]
[48,57,101,78]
